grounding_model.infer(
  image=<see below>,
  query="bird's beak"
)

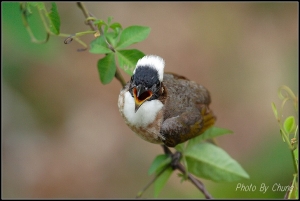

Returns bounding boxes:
[133,85,153,113]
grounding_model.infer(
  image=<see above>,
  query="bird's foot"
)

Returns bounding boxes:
[171,151,182,170]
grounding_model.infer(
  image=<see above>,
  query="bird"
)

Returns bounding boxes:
[118,55,216,147]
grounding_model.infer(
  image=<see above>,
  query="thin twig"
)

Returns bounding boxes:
[77,2,97,31]
[177,163,213,199]
[162,145,213,199]
[115,68,126,87]
[78,2,124,87]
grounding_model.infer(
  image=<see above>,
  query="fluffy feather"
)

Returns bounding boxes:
[123,91,163,127]
[133,55,165,82]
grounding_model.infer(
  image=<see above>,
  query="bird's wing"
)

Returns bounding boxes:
[159,73,215,147]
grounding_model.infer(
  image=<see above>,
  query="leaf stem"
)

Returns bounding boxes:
[37,8,49,32]
[75,30,97,37]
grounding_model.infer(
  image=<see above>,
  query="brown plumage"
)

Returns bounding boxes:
[118,55,216,147]
[158,73,215,147]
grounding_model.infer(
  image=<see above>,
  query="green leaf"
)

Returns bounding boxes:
[116,49,145,75]
[93,19,107,30]
[28,2,46,11]
[185,142,249,182]
[48,2,60,35]
[187,126,233,150]
[97,53,116,84]
[105,32,119,48]
[175,143,185,153]
[110,22,122,31]
[154,166,173,198]
[148,154,172,175]
[103,17,113,33]
[21,3,33,15]
[284,116,296,134]
[90,34,114,54]
[110,22,123,38]
[107,16,113,25]
[116,26,150,49]
[177,172,186,183]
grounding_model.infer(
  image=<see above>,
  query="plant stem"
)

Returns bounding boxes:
[162,145,213,199]
[279,127,298,174]
[291,149,298,174]
[115,68,126,87]
[77,2,97,31]
[78,2,125,87]
[177,163,213,199]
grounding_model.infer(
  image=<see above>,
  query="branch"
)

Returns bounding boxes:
[162,145,213,199]
[115,68,126,87]
[77,2,97,31]
[78,2,125,87]
[177,163,213,199]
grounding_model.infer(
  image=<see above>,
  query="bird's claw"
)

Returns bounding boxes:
[171,151,182,169]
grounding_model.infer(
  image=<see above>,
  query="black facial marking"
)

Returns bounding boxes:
[134,66,160,88]
[129,66,161,100]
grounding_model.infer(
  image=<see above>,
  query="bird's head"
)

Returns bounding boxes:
[129,55,165,113]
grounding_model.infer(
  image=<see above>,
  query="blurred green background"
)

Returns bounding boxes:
[2,2,298,199]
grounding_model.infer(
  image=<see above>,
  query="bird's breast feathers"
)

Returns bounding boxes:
[118,90,165,144]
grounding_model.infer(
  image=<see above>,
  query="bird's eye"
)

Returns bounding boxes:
[150,82,161,93]
[156,82,161,89]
